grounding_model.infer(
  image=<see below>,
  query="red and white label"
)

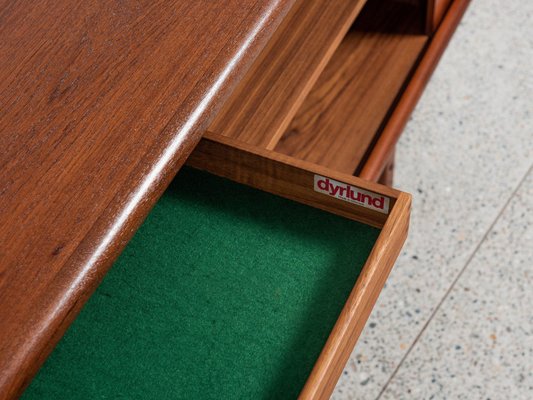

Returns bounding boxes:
[314,175,390,214]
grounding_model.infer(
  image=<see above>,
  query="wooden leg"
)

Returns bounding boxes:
[378,149,395,186]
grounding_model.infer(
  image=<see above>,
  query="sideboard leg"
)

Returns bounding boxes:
[378,148,395,186]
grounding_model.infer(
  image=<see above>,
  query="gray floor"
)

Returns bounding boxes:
[333,0,533,398]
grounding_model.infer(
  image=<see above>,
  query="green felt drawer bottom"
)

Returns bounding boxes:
[23,168,380,399]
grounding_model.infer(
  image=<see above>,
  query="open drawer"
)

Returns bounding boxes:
[22,138,410,399]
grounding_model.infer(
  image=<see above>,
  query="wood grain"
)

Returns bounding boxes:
[299,192,411,399]
[275,0,427,174]
[0,1,295,398]
[188,133,400,229]
[359,0,472,181]
[209,0,367,149]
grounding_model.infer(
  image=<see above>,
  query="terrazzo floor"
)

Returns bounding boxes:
[333,0,533,399]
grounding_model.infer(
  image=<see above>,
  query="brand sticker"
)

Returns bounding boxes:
[313,175,390,214]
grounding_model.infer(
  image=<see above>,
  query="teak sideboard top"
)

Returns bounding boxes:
[0,1,295,397]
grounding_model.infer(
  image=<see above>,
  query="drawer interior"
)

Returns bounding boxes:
[23,168,381,399]
[208,0,429,178]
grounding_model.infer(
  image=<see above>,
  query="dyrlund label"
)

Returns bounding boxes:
[314,175,390,214]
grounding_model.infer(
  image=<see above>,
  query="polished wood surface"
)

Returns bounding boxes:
[275,0,427,174]
[209,0,367,149]
[0,1,295,397]
[300,192,411,399]
[360,0,472,181]
[189,133,400,229]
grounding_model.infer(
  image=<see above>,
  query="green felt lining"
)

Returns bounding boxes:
[23,168,380,399]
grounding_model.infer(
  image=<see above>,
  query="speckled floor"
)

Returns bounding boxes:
[332,0,533,399]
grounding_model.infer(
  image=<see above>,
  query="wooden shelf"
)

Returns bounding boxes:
[274,1,428,174]
[209,0,367,149]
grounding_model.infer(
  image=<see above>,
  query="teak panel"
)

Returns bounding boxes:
[0,1,295,398]
[275,0,427,174]
[209,0,367,149]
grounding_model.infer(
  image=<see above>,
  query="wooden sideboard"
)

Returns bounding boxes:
[0,0,469,398]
